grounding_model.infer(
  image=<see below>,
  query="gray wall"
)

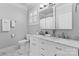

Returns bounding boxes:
[55,4,79,40]
[0,4,27,49]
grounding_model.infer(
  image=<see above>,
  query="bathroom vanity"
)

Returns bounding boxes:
[28,35,79,56]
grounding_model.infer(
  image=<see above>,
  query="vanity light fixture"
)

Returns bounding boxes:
[40,3,48,9]
[40,4,44,9]
[40,3,55,9]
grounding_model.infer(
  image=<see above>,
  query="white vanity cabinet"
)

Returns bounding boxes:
[39,38,78,56]
[29,35,79,56]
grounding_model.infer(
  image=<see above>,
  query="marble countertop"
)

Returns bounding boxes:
[31,35,79,49]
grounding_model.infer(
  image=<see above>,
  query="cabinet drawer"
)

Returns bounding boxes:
[55,43,77,53]
[56,50,78,56]
[30,37,39,47]
[39,38,78,56]
[40,39,47,44]
[39,38,53,46]
[32,38,38,42]
[52,43,78,56]
[30,37,38,42]
[31,43,37,46]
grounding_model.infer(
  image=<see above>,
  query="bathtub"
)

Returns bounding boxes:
[0,40,30,56]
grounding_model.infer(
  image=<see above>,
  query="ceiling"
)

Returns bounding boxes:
[9,3,42,11]
[19,3,41,10]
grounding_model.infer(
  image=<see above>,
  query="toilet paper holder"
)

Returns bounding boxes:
[11,34,15,38]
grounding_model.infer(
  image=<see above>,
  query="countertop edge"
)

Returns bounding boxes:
[29,34,79,49]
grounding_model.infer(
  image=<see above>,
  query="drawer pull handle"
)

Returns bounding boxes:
[56,47,62,50]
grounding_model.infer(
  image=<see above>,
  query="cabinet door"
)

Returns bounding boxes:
[39,39,57,56]
[40,18,46,29]
[45,17,55,29]
[30,37,39,56]
[39,39,48,56]
[56,3,72,29]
